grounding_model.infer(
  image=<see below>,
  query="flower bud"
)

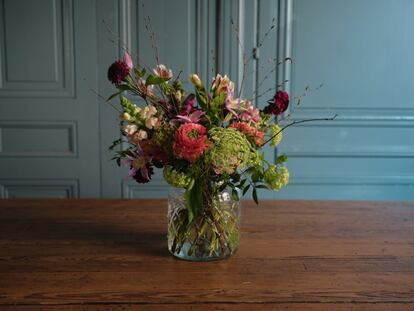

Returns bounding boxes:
[121,112,131,121]
[174,90,182,102]
[190,74,202,88]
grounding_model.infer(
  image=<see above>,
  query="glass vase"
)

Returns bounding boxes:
[167,187,241,261]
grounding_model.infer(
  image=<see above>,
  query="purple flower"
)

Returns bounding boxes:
[264,90,289,115]
[107,60,130,86]
[123,52,133,70]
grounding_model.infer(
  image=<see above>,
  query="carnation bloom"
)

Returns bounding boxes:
[153,64,173,80]
[172,123,209,162]
[264,90,289,115]
[228,122,264,146]
[107,60,130,86]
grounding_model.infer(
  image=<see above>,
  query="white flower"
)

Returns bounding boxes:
[137,78,154,97]
[145,117,159,129]
[141,105,157,119]
[120,112,131,121]
[130,130,148,144]
[153,64,173,80]
[122,124,138,136]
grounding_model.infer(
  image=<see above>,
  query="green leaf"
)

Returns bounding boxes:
[185,181,203,224]
[252,187,259,204]
[145,74,165,85]
[195,88,207,110]
[107,90,123,101]
[134,67,146,78]
[231,189,239,201]
[242,184,251,196]
[255,184,269,189]
[276,154,288,165]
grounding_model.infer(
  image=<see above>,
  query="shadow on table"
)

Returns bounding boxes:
[1,206,169,258]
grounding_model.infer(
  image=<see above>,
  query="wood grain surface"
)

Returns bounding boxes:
[0,199,413,310]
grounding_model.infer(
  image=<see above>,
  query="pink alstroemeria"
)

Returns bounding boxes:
[171,110,204,125]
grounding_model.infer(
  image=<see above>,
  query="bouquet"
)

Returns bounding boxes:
[106,52,292,260]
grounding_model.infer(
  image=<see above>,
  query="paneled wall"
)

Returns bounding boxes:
[0,0,413,200]
[0,0,100,198]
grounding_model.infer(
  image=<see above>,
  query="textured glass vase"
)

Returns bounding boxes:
[167,187,241,261]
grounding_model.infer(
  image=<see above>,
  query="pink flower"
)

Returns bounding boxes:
[265,90,289,115]
[153,64,173,80]
[122,150,153,184]
[123,52,133,70]
[107,60,130,86]
[172,123,209,162]
[228,121,264,146]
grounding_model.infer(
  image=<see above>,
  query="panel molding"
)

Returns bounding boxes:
[0,0,75,98]
[122,180,168,199]
[0,120,77,157]
[279,119,414,158]
[0,179,79,198]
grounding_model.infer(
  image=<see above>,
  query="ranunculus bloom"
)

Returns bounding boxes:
[107,60,130,86]
[265,90,289,115]
[172,123,209,162]
[228,121,264,146]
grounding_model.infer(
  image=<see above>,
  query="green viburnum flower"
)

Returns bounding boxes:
[207,127,253,175]
[152,123,175,152]
[270,124,283,147]
[163,166,193,189]
[264,165,289,190]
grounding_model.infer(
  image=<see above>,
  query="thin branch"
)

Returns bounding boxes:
[261,114,338,147]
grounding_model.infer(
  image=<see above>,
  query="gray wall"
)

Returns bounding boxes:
[1,0,413,200]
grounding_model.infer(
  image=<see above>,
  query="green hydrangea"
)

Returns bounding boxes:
[270,124,283,147]
[163,166,193,189]
[152,123,175,153]
[207,127,253,175]
[264,165,289,190]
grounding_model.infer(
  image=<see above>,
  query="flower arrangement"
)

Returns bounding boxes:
[106,48,335,260]
[108,52,290,204]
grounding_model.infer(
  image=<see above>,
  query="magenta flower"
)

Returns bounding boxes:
[123,52,133,70]
[264,90,289,115]
[107,60,130,86]
[122,149,153,184]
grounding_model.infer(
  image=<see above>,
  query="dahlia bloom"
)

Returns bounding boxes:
[172,123,209,162]
[153,64,173,80]
[264,90,289,115]
[228,122,264,146]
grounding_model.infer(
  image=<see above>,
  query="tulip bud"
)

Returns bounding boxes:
[190,74,202,88]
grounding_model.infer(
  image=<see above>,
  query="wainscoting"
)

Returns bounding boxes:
[0,0,413,200]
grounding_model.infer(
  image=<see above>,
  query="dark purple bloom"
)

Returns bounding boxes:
[132,163,154,184]
[264,90,289,115]
[107,60,130,86]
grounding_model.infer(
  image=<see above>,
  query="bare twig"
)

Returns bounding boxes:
[261,114,338,147]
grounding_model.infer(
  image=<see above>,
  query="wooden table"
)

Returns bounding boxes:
[0,199,413,310]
